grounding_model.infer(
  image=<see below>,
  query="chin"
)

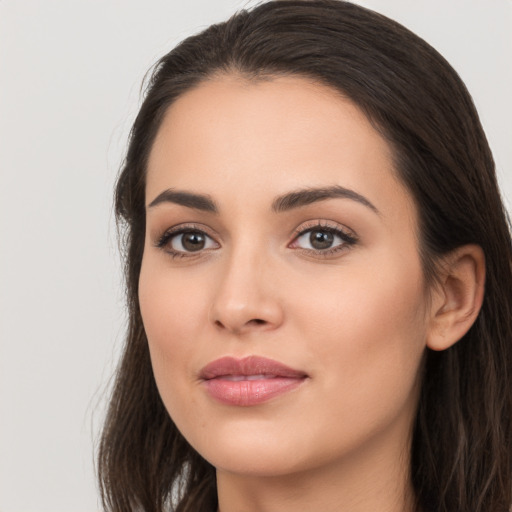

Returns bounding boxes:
[184,421,313,476]
[206,448,309,478]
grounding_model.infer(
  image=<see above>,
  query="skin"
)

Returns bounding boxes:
[139,75,484,512]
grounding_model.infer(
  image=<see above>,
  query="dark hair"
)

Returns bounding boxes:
[98,1,512,511]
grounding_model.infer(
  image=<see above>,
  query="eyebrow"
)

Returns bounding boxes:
[148,189,218,213]
[147,185,378,215]
[271,185,379,214]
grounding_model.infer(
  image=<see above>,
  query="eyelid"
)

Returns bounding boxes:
[290,220,357,241]
[288,220,358,255]
[152,220,357,259]
[154,223,220,256]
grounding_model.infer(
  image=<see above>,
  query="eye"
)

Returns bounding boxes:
[156,227,219,256]
[290,223,357,255]
[297,229,338,250]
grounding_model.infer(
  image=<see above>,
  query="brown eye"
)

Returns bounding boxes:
[161,229,218,254]
[291,224,358,255]
[178,231,206,252]
[309,230,334,250]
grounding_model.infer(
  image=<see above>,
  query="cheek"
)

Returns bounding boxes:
[138,259,209,394]
[291,253,427,410]
[140,267,201,344]
[139,262,216,439]
[293,250,426,337]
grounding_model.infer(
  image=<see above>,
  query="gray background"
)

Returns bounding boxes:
[0,1,510,510]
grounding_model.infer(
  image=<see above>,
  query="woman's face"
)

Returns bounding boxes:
[140,75,432,478]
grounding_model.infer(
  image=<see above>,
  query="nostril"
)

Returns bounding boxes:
[214,318,269,332]
[249,319,266,326]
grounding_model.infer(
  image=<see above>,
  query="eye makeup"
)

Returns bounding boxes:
[154,222,220,259]
[153,219,358,260]
[289,220,358,258]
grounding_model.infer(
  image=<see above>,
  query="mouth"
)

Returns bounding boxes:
[199,355,308,406]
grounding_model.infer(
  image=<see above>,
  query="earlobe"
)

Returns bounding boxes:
[426,244,486,351]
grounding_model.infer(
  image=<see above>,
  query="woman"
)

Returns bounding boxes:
[98,1,512,511]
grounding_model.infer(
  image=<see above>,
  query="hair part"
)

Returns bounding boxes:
[99,2,512,511]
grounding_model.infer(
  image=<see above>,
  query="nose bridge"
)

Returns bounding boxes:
[210,236,283,333]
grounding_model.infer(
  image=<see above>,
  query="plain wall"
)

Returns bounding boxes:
[0,1,510,511]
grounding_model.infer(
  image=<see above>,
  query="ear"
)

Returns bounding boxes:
[427,244,485,351]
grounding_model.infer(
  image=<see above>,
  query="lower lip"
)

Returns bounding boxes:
[203,377,306,406]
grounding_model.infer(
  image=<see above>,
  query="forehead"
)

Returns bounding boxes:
[146,74,415,224]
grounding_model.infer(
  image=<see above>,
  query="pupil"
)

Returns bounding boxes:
[182,232,205,251]
[310,230,333,250]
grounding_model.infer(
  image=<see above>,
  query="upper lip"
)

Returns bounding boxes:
[199,355,308,380]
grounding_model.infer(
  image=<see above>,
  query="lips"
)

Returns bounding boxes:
[199,356,308,406]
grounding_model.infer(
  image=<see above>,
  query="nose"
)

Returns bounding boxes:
[209,249,284,335]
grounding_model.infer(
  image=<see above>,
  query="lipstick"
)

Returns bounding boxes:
[199,356,308,406]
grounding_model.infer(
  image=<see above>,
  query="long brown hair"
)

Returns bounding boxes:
[98,2,512,511]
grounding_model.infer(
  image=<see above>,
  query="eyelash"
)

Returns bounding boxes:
[155,221,358,259]
[155,223,217,259]
[290,221,358,257]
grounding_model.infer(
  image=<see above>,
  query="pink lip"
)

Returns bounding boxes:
[199,356,308,406]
